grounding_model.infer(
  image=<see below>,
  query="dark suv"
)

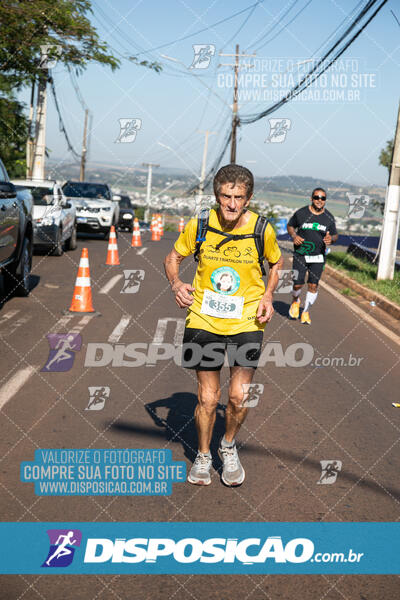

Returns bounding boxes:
[0,160,33,297]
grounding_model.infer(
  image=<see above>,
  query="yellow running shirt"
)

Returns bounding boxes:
[174,209,281,334]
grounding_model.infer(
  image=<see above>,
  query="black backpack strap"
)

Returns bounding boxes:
[193,208,210,262]
[253,215,269,276]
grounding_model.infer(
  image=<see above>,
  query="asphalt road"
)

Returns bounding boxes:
[0,230,399,599]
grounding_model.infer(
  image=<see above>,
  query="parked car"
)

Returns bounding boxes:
[0,161,33,297]
[114,194,135,232]
[13,180,77,256]
[62,181,119,238]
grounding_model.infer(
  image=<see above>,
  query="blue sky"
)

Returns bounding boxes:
[36,0,400,186]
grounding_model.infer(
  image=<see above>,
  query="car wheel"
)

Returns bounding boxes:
[3,238,32,297]
[66,223,77,251]
[52,228,64,256]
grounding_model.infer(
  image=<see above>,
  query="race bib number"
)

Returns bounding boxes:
[201,289,244,319]
[304,254,324,263]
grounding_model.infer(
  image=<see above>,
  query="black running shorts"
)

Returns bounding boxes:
[181,327,264,371]
[292,253,325,285]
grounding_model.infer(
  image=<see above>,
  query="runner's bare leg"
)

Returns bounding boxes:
[195,370,221,453]
[225,366,255,443]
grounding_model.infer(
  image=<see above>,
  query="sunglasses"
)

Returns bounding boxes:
[312,195,326,200]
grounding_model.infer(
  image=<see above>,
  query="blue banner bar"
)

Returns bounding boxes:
[0,522,398,574]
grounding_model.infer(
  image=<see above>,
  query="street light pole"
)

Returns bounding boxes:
[143,162,159,223]
[377,101,400,280]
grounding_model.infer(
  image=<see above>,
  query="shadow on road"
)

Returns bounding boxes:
[273,300,291,318]
[111,407,400,502]
[110,392,227,468]
[0,274,40,309]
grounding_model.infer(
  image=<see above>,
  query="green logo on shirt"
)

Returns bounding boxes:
[211,266,240,295]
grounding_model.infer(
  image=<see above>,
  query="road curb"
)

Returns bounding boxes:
[324,264,400,320]
[319,279,400,347]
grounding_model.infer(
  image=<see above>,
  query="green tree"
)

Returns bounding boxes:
[0,0,160,175]
[379,139,394,172]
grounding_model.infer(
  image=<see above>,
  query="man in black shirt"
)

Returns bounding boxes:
[287,188,338,324]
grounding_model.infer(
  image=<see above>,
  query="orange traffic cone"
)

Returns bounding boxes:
[158,215,164,237]
[131,218,142,247]
[179,217,184,233]
[105,226,120,265]
[68,248,95,313]
[151,216,159,241]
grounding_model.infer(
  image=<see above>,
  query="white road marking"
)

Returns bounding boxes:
[0,366,38,410]
[108,315,131,343]
[0,310,19,325]
[153,318,185,345]
[70,315,94,333]
[99,274,123,295]
[51,313,75,333]
[136,247,148,255]
[0,315,31,337]
[0,313,95,407]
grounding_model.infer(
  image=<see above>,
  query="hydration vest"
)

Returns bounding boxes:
[193,208,270,276]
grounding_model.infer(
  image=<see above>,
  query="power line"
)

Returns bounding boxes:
[48,75,81,161]
[67,65,89,111]
[253,0,314,53]
[249,0,301,51]
[241,0,387,124]
[135,0,267,57]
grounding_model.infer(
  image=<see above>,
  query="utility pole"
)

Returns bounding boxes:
[377,101,400,280]
[198,130,216,193]
[220,45,256,164]
[26,81,36,179]
[31,69,48,181]
[80,108,89,182]
[143,162,159,223]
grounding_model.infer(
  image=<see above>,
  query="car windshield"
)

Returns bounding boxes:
[119,198,132,208]
[63,182,111,200]
[15,186,54,205]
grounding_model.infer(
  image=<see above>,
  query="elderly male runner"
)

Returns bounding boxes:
[287,187,338,325]
[164,164,283,486]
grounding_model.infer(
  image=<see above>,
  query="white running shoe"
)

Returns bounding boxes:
[218,442,245,486]
[188,452,212,486]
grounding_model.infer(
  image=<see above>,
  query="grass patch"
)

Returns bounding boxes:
[326,251,400,305]
[340,287,358,297]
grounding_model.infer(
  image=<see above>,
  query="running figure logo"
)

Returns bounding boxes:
[115,118,142,143]
[86,386,110,411]
[265,118,291,143]
[42,529,82,567]
[41,333,82,372]
[347,193,370,218]
[190,44,216,69]
[240,383,264,408]
[121,269,145,294]
[276,270,298,294]
[317,460,342,484]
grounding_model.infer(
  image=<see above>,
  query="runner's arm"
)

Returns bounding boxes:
[164,248,195,308]
[287,224,304,246]
[257,255,283,323]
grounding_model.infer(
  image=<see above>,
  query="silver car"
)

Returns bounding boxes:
[13,180,77,256]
